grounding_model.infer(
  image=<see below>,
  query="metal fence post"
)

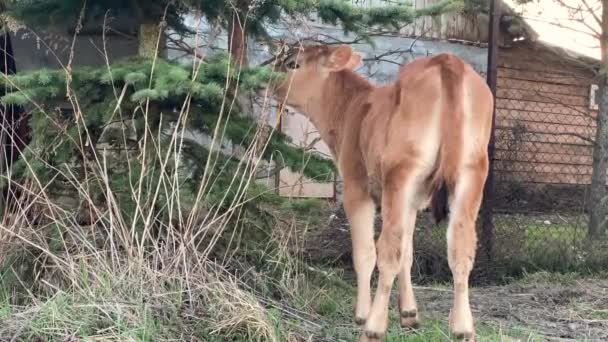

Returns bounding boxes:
[478,0,500,280]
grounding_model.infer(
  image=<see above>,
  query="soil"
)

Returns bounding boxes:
[416,278,608,341]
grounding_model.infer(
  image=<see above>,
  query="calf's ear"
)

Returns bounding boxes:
[326,45,362,72]
[344,53,363,70]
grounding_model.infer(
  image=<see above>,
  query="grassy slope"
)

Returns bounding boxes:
[2,201,603,341]
[0,266,543,342]
[4,262,605,341]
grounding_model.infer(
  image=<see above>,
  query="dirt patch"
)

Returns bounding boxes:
[416,279,608,341]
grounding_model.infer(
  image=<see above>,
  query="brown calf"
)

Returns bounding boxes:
[272,44,493,341]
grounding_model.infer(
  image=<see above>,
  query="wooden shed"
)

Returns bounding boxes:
[493,39,599,211]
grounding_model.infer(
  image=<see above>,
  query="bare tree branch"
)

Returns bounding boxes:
[522,15,600,38]
[363,58,403,66]
[580,19,602,37]
[550,0,601,37]
[553,0,587,15]
[363,48,413,63]
[580,0,602,27]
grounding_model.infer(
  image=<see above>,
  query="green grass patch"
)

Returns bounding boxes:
[321,317,542,341]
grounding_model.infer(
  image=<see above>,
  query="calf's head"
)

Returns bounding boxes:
[272,44,363,111]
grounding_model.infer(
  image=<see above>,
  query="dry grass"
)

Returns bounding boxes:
[0,8,312,342]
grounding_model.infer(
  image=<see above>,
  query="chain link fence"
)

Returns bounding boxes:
[476,45,608,284]
[487,63,599,278]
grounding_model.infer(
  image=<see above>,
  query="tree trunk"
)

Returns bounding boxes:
[589,74,608,240]
[138,21,165,58]
[228,1,255,119]
[588,1,608,241]
[228,1,249,66]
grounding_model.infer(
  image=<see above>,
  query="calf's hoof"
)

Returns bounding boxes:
[400,309,420,329]
[355,317,367,326]
[364,329,385,340]
[363,309,388,341]
[358,333,380,342]
[453,331,475,341]
[449,309,474,341]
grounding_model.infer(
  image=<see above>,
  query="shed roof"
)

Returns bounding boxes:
[499,0,600,67]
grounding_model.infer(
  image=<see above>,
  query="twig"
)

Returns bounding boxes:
[412,286,452,293]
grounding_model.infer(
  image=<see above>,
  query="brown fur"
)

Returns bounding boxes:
[428,54,466,224]
[272,44,494,341]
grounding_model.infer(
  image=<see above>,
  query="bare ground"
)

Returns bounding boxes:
[416,278,608,341]
[301,204,608,341]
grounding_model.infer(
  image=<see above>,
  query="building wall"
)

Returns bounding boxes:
[342,0,489,42]
[9,16,138,71]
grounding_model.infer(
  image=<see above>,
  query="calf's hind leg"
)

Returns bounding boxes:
[447,158,488,341]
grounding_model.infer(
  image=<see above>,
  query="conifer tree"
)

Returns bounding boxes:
[2,0,465,227]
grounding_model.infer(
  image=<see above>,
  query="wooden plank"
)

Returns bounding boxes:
[495,170,591,185]
[494,141,593,156]
[494,127,592,145]
[498,61,591,77]
[495,159,592,175]
[278,168,334,198]
[278,111,334,198]
[496,108,596,127]
[498,67,592,86]
[496,118,595,138]
[494,150,593,166]
[496,98,593,117]
[497,88,588,107]
[497,77,589,97]
[407,0,487,41]
[281,111,332,155]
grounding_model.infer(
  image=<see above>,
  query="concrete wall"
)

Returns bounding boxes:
[9,16,138,71]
